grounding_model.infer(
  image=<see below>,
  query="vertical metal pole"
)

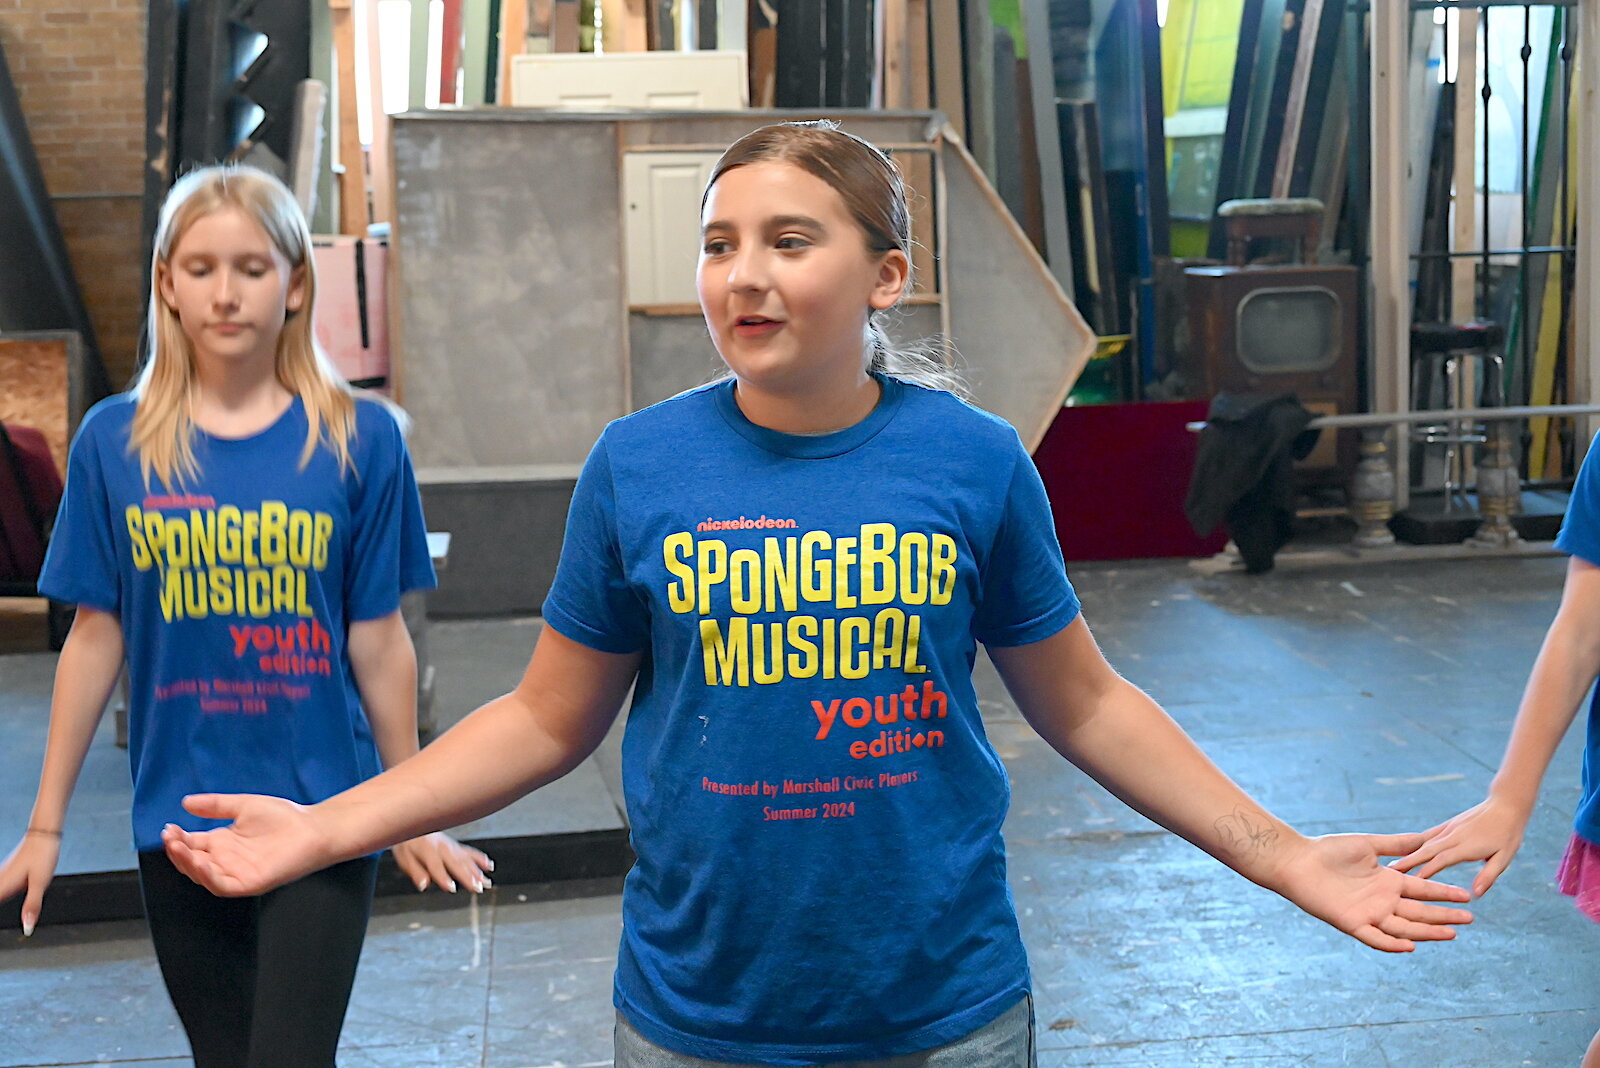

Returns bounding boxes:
[1575,0,1600,444]
[1372,1,1413,508]
[1452,8,1479,327]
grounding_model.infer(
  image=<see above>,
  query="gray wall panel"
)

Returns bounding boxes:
[393,116,626,468]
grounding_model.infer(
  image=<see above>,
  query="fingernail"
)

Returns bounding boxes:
[480,877,493,889]
[486,860,496,872]
[416,879,428,892]
[21,916,34,938]
[445,879,456,893]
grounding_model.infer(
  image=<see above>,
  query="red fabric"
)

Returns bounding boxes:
[1033,401,1228,562]
[0,423,63,583]
[1556,833,1600,924]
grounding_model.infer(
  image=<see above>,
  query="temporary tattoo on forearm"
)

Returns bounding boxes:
[1214,807,1281,860]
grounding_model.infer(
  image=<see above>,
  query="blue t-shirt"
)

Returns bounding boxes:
[1553,430,1600,846]
[543,375,1081,1065]
[39,393,436,852]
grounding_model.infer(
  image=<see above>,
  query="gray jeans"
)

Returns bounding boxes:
[614,995,1035,1068]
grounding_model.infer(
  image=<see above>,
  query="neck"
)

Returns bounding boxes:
[733,369,881,434]
[191,357,292,437]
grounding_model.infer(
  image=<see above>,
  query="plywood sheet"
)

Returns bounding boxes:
[0,333,85,477]
[937,132,1093,451]
[390,115,627,467]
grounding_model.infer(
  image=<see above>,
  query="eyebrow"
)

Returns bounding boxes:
[701,214,829,236]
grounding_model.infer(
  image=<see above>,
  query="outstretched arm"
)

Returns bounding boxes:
[347,609,493,894]
[0,607,124,934]
[1391,555,1600,895]
[988,616,1472,953]
[165,625,640,895]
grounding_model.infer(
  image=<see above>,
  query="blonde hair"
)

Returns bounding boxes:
[132,164,356,489]
[705,120,967,396]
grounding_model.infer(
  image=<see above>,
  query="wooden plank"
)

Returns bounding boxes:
[439,0,464,103]
[1207,0,1264,258]
[929,0,964,137]
[649,0,675,50]
[749,0,778,106]
[1370,0,1412,503]
[906,0,931,109]
[551,0,580,52]
[962,1,994,176]
[331,0,368,236]
[1021,0,1072,297]
[364,0,395,225]
[599,0,648,52]
[498,0,530,102]
[881,0,909,109]
[1250,0,1305,197]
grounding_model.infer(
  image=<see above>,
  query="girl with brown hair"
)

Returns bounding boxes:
[163,126,1468,1067]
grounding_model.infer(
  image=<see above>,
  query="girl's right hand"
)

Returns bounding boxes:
[162,794,334,897]
[0,831,62,936]
[1387,795,1533,898]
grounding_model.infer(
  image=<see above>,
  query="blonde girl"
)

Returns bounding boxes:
[0,165,490,1068]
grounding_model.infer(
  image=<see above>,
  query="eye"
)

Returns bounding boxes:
[703,238,731,256]
[775,235,810,251]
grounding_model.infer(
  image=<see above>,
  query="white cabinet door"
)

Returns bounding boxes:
[623,151,721,306]
[510,50,747,109]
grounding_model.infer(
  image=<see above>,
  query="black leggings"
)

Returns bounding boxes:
[138,850,378,1068]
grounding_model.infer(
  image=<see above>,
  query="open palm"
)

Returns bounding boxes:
[161,793,330,897]
[1276,832,1473,952]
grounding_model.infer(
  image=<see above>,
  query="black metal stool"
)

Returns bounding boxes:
[1409,320,1504,510]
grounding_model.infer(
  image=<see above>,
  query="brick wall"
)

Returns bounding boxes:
[0,0,146,389]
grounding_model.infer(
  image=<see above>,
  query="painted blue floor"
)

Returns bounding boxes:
[0,554,1595,1067]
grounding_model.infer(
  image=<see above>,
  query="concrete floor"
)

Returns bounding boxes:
[1,554,1597,1067]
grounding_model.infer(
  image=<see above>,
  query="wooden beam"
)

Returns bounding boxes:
[551,0,580,51]
[599,0,648,52]
[930,0,964,138]
[363,0,394,226]
[906,0,930,109]
[881,0,908,109]
[439,0,464,103]
[497,0,529,102]
[1370,0,1410,501]
[330,0,368,235]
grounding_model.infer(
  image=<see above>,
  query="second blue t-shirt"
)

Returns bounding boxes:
[543,374,1081,1065]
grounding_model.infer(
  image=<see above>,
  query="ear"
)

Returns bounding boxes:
[869,249,911,312]
[285,265,307,316]
[156,263,178,312]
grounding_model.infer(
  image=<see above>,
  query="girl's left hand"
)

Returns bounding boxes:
[1270,832,1473,952]
[391,833,494,893]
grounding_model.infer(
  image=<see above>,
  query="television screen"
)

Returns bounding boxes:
[1236,287,1341,374]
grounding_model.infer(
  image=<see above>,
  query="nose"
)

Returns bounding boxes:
[724,246,769,294]
[211,268,241,310]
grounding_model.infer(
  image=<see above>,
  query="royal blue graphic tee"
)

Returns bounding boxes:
[543,375,1081,1064]
[1553,430,1600,846]
[40,393,435,852]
